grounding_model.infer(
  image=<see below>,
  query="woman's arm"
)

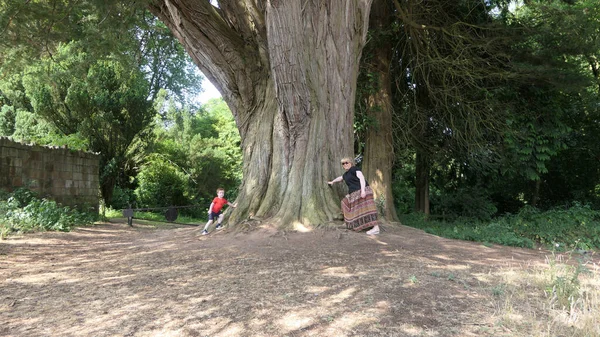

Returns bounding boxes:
[327,176,343,185]
[356,170,366,198]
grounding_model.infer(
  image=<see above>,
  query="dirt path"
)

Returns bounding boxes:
[0,221,595,337]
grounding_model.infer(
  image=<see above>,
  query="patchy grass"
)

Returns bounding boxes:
[491,252,599,336]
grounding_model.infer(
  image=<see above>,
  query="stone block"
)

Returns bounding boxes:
[29,169,42,181]
[0,171,8,188]
[61,171,72,180]
[45,161,54,172]
[11,176,22,187]
[44,177,53,189]
[11,166,21,177]
[30,149,41,161]
[50,169,61,180]
[28,179,40,188]
[52,186,64,196]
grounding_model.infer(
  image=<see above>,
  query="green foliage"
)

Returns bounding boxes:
[109,186,136,210]
[11,109,54,143]
[401,203,600,250]
[511,204,600,250]
[491,284,506,297]
[391,158,416,214]
[136,14,203,105]
[149,98,242,203]
[0,105,16,136]
[500,87,572,184]
[1,3,203,208]
[0,188,98,238]
[385,0,600,219]
[110,97,241,219]
[0,0,147,73]
[135,156,188,208]
[18,42,156,204]
[432,186,498,221]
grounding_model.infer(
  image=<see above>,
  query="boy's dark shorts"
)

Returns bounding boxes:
[208,211,223,220]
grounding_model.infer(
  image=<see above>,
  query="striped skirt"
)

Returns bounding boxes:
[341,186,378,231]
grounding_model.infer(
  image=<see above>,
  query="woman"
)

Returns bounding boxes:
[327,157,380,235]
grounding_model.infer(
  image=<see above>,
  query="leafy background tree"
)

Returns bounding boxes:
[1,4,204,209]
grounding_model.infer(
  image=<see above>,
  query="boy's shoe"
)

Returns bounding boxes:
[215,224,223,230]
[201,230,209,235]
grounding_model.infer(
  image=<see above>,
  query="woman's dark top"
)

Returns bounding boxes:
[343,166,369,194]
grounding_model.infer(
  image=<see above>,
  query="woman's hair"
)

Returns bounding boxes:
[340,157,354,165]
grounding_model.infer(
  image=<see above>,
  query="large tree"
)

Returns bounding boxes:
[356,0,399,221]
[148,1,373,227]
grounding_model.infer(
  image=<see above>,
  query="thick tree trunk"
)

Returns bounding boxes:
[149,0,372,228]
[414,149,430,216]
[362,0,398,222]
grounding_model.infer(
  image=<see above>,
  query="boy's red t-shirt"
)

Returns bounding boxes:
[211,197,228,213]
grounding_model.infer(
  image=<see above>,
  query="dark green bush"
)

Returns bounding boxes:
[400,203,600,250]
[431,187,498,221]
[510,204,600,250]
[135,157,189,208]
[0,188,98,238]
[109,186,136,210]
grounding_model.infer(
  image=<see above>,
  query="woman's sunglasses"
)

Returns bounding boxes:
[341,162,350,165]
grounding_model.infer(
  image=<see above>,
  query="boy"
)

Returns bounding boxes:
[201,187,237,235]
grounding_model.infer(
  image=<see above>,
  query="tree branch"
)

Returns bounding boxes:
[147,0,268,106]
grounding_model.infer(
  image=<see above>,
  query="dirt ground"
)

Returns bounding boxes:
[0,220,598,337]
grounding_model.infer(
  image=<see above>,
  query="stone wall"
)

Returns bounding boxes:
[0,137,100,212]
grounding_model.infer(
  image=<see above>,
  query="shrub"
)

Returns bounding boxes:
[0,188,97,238]
[401,203,600,250]
[431,186,497,221]
[109,186,136,210]
[135,157,189,208]
[510,204,600,250]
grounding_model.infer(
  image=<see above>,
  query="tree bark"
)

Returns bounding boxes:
[149,0,372,228]
[361,0,398,222]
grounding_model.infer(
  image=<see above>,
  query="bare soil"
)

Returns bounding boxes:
[0,220,597,337]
